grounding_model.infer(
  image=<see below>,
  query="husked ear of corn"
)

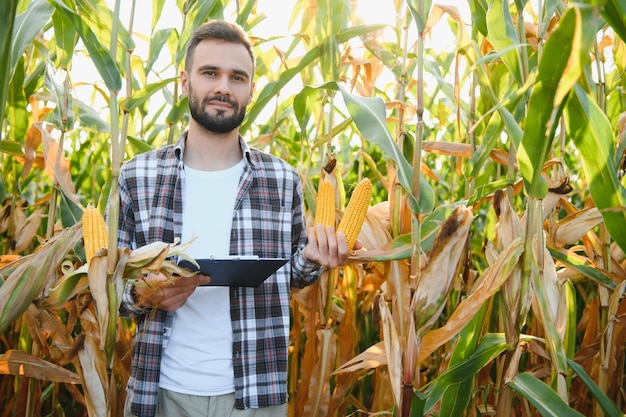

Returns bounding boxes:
[82,206,108,262]
[337,178,372,250]
[314,179,336,229]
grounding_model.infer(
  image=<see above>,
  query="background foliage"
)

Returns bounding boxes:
[1,0,625,416]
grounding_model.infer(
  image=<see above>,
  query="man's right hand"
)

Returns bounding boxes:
[134,272,211,311]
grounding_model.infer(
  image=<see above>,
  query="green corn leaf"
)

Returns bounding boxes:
[121,78,177,112]
[518,6,596,198]
[424,333,509,412]
[439,380,474,417]
[548,246,617,290]
[464,111,503,180]
[126,135,155,155]
[242,24,386,133]
[7,57,27,143]
[151,0,166,29]
[468,0,489,36]
[295,81,435,213]
[439,305,487,417]
[509,373,586,417]
[166,97,189,126]
[147,28,175,75]
[409,390,427,417]
[601,0,626,43]
[486,0,523,84]
[74,0,135,53]
[337,83,434,213]
[75,100,110,133]
[175,0,224,64]
[405,0,433,32]
[567,354,623,416]
[564,280,577,365]
[1,0,49,140]
[0,140,25,157]
[51,8,78,69]
[42,266,88,309]
[10,0,53,81]
[50,0,121,92]
[564,84,626,254]
[0,0,18,135]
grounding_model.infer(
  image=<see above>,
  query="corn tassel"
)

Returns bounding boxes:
[337,178,372,250]
[82,206,108,262]
[314,179,336,229]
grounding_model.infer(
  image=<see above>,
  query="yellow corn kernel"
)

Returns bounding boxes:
[314,179,336,230]
[82,206,108,262]
[337,178,372,250]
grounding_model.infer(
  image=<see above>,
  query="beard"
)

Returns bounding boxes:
[188,88,247,134]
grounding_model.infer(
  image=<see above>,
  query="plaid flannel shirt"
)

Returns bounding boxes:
[116,132,322,417]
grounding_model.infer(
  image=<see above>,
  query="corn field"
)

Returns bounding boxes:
[1,0,625,416]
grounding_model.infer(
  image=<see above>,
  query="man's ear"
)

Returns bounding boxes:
[180,70,189,96]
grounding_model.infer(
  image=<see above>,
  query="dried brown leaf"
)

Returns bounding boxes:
[333,341,387,374]
[0,349,80,383]
[411,206,473,334]
[87,255,109,349]
[77,331,107,416]
[555,207,603,246]
[31,307,78,364]
[358,206,392,251]
[302,329,336,417]
[0,224,82,333]
[380,297,402,409]
[493,189,523,250]
[13,207,44,253]
[329,268,358,413]
[418,238,523,361]
[36,122,81,206]
[0,254,21,267]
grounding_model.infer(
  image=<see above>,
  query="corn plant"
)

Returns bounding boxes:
[1,0,626,416]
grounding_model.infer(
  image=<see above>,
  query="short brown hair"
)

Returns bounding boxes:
[185,21,255,73]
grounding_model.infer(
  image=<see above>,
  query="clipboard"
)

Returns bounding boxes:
[177,256,288,287]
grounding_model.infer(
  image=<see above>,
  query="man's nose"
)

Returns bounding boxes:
[214,75,231,95]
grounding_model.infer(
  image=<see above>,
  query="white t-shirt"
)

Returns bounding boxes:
[159,159,244,395]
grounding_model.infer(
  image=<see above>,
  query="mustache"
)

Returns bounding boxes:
[203,95,237,107]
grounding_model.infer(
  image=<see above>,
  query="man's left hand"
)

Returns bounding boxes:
[302,224,362,269]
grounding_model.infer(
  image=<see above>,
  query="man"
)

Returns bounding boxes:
[116,20,353,417]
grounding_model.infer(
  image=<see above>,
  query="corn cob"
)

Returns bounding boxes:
[337,178,372,250]
[314,179,336,229]
[82,206,108,262]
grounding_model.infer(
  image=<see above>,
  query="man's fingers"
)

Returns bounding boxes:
[135,272,210,311]
[304,224,353,268]
[181,274,211,287]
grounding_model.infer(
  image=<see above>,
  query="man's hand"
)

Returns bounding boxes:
[134,272,211,311]
[302,224,362,269]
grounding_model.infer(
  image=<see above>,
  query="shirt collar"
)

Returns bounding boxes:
[173,130,255,169]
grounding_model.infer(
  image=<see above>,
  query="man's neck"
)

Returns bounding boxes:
[183,125,243,171]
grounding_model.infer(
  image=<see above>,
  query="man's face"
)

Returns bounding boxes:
[182,39,254,134]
